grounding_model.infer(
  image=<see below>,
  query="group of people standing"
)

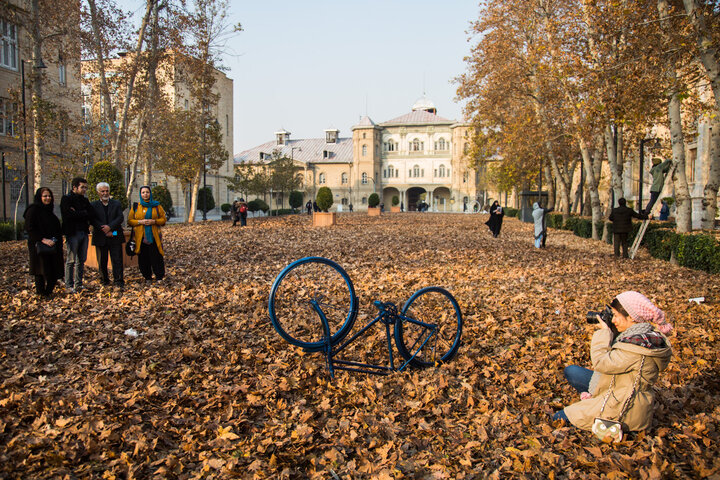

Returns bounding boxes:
[24,177,167,297]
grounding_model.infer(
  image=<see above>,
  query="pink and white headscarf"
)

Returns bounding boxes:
[616,291,673,334]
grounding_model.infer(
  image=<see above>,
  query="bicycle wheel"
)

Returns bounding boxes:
[394,286,462,367]
[268,257,358,352]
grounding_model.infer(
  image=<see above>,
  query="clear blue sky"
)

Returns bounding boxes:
[117,1,481,154]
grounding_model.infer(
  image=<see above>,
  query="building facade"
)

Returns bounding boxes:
[81,51,233,219]
[1,0,82,220]
[235,98,481,212]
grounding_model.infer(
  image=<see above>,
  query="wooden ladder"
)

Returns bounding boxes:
[629,219,651,260]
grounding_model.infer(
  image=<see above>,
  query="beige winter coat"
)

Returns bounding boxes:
[565,329,672,431]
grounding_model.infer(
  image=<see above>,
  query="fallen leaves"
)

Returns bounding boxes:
[0,213,719,478]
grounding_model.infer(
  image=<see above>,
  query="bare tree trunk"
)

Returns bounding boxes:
[701,112,720,229]
[30,0,44,191]
[605,123,625,207]
[580,138,603,240]
[667,87,693,231]
[125,121,146,203]
[187,170,202,223]
[683,0,720,111]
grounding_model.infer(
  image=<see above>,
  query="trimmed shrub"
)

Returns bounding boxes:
[221,203,231,213]
[289,191,303,211]
[0,222,24,241]
[270,208,295,216]
[662,196,675,206]
[392,195,399,206]
[316,187,333,212]
[197,187,215,213]
[504,207,519,218]
[87,161,128,209]
[151,185,173,217]
[675,233,720,274]
[546,213,564,229]
[368,193,380,208]
[248,199,269,213]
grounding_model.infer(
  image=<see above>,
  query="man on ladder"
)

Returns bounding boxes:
[630,157,674,259]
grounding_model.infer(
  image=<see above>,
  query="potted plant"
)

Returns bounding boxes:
[313,187,336,226]
[390,195,401,213]
[367,193,381,216]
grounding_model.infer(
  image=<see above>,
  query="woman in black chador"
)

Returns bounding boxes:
[24,187,64,297]
[484,201,504,238]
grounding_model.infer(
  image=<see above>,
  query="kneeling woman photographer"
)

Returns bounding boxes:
[554,291,673,436]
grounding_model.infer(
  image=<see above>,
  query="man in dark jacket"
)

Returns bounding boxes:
[90,182,125,288]
[609,198,644,258]
[60,177,93,292]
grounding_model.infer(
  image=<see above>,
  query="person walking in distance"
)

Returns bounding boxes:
[90,182,125,289]
[609,198,644,258]
[60,177,92,292]
[231,198,240,227]
[128,186,167,282]
[237,198,248,227]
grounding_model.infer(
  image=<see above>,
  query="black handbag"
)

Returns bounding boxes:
[125,229,136,257]
[35,241,56,255]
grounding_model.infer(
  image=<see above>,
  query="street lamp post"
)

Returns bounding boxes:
[638,137,661,212]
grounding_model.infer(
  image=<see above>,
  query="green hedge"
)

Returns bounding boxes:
[504,207,519,218]
[248,199,269,213]
[0,222,24,242]
[543,213,720,274]
[270,208,295,216]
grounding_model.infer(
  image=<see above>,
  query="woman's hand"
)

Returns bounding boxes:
[596,314,609,329]
[41,238,55,247]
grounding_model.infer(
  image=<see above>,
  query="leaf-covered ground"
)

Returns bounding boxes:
[1,213,719,479]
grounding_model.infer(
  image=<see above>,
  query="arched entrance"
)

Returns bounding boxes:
[432,187,451,212]
[382,187,400,209]
[406,187,426,211]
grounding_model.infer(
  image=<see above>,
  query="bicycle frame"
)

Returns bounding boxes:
[310,298,438,378]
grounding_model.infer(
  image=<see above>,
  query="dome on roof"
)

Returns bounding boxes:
[411,96,437,114]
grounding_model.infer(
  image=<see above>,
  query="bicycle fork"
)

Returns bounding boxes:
[310,298,336,378]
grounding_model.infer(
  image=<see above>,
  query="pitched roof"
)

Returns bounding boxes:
[381,110,454,126]
[234,137,353,165]
[352,115,376,128]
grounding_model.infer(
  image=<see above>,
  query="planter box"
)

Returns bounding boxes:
[390,206,401,213]
[368,207,381,216]
[85,231,138,270]
[313,212,336,226]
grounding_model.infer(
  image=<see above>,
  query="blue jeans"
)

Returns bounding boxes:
[64,231,88,288]
[553,365,594,422]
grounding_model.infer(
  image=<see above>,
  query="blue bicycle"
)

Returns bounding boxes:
[268,257,463,376]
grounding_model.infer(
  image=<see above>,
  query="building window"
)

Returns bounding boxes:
[463,171,469,183]
[362,145,367,156]
[383,140,396,152]
[0,98,16,136]
[58,54,67,86]
[1,20,18,70]
[463,143,469,154]
[342,197,348,205]
[362,132,366,139]
[434,138,447,151]
[361,196,367,205]
[361,172,368,184]
[411,138,423,152]
[439,165,446,177]
[341,172,348,184]
[413,165,420,178]
[319,172,326,184]
[326,130,338,143]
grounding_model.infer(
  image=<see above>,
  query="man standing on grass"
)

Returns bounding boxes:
[60,177,93,293]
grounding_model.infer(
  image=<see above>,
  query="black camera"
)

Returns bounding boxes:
[587,305,618,336]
